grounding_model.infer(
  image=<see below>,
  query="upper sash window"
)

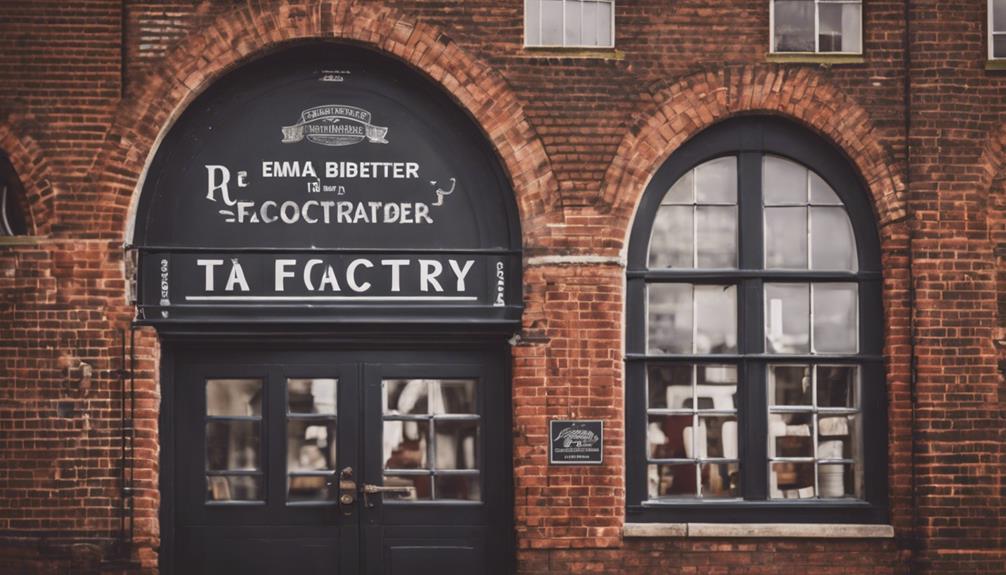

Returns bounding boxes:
[771,0,863,54]
[525,0,615,48]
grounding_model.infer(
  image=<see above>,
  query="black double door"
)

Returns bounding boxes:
[168,347,511,574]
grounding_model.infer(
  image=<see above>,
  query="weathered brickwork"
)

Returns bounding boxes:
[0,0,1002,573]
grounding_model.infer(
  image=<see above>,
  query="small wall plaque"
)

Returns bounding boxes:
[549,420,603,465]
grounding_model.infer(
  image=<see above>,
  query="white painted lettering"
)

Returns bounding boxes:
[303,259,322,291]
[448,259,475,292]
[275,259,297,291]
[347,259,373,292]
[419,259,444,292]
[205,165,233,204]
[319,265,341,291]
[381,259,409,292]
[197,259,223,291]
[224,260,250,292]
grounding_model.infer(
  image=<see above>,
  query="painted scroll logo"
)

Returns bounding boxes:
[281,105,389,147]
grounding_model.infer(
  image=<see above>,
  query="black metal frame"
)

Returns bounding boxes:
[625,116,888,524]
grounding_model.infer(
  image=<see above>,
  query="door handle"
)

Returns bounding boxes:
[362,483,416,507]
[337,467,356,512]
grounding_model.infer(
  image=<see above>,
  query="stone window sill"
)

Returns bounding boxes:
[522,46,625,60]
[765,53,865,66]
[985,59,1006,70]
[0,235,45,245]
[624,522,895,539]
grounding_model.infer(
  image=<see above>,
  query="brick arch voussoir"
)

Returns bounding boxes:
[0,118,56,236]
[602,65,907,252]
[96,0,558,246]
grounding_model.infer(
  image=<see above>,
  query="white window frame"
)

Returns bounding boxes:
[769,0,863,55]
[990,0,1006,59]
[523,0,616,49]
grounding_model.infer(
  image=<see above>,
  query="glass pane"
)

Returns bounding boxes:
[810,171,842,205]
[663,170,694,204]
[699,416,738,459]
[648,414,692,459]
[541,0,564,44]
[765,207,808,269]
[648,206,693,269]
[818,416,858,459]
[811,207,857,270]
[581,0,600,46]
[382,474,430,501]
[820,3,861,53]
[701,462,739,498]
[817,365,858,408]
[818,463,858,498]
[763,155,808,204]
[525,0,541,45]
[433,420,478,470]
[649,463,697,498]
[696,206,737,268]
[813,283,858,353]
[996,0,1006,31]
[647,364,693,410]
[771,411,814,458]
[436,474,481,501]
[693,285,737,353]
[695,365,738,411]
[765,283,811,353]
[206,421,260,471]
[384,379,428,415]
[596,0,613,46]
[564,0,582,45]
[288,474,333,502]
[769,364,812,406]
[996,34,1006,58]
[207,475,262,502]
[206,379,262,417]
[774,0,815,52]
[647,284,693,354]
[771,461,815,498]
[384,420,429,470]
[287,378,337,415]
[287,420,337,471]
[695,156,737,204]
[431,379,477,414]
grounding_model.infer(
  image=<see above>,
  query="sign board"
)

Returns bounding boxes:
[132,44,521,325]
[549,420,604,465]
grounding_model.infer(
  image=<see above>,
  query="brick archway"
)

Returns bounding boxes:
[0,118,56,236]
[93,0,558,247]
[601,66,907,244]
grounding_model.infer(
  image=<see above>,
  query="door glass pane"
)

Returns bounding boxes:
[287,421,337,471]
[384,420,430,470]
[647,364,693,410]
[207,475,262,502]
[663,169,694,204]
[774,0,815,52]
[765,283,811,353]
[809,171,842,205]
[288,474,334,502]
[287,378,337,414]
[207,421,260,471]
[435,474,481,501]
[433,420,478,469]
[384,379,429,414]
[769,364,812,406]
[207,379,262,416]
[430,379,477,414]
[772,412,814,458]
[382,475,430,501]
[812,283,858,353]
[816,365,858,408]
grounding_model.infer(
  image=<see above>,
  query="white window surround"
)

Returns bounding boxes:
[770,0,863,55]
[524,0,615,49]
[990,0,1006,59]
[624,523,895,539]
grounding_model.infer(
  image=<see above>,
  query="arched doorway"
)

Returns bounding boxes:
[131,43,521,574]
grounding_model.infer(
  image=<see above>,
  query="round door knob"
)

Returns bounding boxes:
[340,494,355,505]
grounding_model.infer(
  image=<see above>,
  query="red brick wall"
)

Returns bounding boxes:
[0,0,1002,573]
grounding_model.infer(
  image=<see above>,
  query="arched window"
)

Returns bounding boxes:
[626,117,887,523]
[0,153,27,236]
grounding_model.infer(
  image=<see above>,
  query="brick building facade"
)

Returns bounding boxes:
[0,0,1002,573]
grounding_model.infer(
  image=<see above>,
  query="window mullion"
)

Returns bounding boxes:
[737,152,763,271]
